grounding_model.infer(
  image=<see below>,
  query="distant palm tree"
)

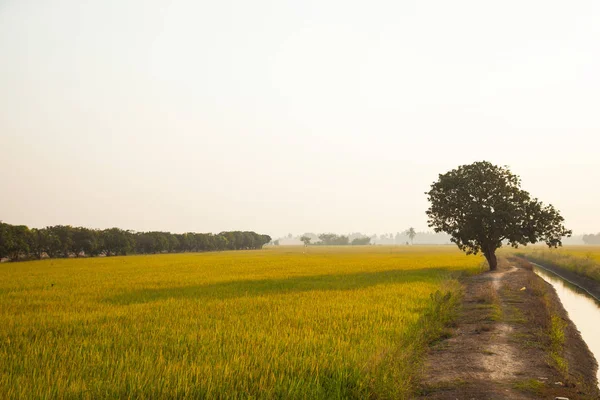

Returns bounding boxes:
[405,228,416,245]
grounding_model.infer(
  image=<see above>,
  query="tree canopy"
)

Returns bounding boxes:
[300,236,311,246]
[425,161,571,270]
[350,237,371,245]
[0,221,271,262]
[583,233,600,245]
[317,233,349,246]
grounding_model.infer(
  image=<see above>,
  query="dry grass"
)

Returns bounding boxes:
[511,246,600,282]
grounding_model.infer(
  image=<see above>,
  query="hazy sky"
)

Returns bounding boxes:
[1,0,599,237]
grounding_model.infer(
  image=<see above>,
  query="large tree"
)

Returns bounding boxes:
[426,161,571,270]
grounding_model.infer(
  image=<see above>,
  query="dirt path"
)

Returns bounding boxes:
[418,261,599,399]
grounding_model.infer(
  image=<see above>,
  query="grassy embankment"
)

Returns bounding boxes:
[507,256,599,397]
[0,246,481,399]
[514,246,600,282]
[505,259,573,394]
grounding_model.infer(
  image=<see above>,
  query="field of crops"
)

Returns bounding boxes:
[0,246,482,399]
[514,246,600,282]
[563,246,600,263]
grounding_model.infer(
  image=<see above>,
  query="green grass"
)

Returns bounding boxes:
[0,246,481,399]
[549,314,569,378]
[513,378,545,395]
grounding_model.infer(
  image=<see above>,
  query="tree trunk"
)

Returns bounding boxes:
[484,249,498,271]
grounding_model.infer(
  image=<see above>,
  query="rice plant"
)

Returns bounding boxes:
[0,246,480,399]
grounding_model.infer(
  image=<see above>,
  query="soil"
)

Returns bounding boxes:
[418,258,599,399]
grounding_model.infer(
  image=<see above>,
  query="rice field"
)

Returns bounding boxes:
[514,246,600,282]
[562,246,600,263]
[0,246,482,399]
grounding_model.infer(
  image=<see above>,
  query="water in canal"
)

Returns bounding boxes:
[533,264,600,387]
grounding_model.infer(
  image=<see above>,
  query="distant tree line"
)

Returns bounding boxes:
[304,233,371,246]
[0,221,272,261]
[317,234,350,245]
[288,231,451,246]
[583,233,600,245]
[350,237,371,245]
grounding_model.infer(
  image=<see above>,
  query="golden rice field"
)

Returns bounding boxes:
[562,246,600,263]
[0,246,482,399]
[514,245,600,282]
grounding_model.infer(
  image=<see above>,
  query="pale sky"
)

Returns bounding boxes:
[1,0,599,237]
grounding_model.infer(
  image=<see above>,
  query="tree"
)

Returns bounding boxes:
[29,228,45,259]
[135,232,157,254]
[425,161,571,270]
[72,227,100,257]
[405,227,416,245]
[259,234,272,248]
[213,234,228,250]
[318,233,336,245]
[167,234,180,253]
[0,222,14,260]
[7,225,31,261]
[48,225,74,258]
[101,228,134,256]
[583,233,600,245]
[241,232,256,249]
[351,237,371,245]
[40,227,62,258]
[300,236,311,246]
[317,233,349,246]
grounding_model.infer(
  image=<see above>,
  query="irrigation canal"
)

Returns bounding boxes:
[532,263,600,388]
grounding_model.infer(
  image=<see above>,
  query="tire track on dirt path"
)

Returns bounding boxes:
[481,267,524,384]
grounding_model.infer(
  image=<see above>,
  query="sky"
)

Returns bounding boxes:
[1,0,599,238]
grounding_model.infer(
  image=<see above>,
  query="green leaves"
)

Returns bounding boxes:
[0,223,272,261]
[426,161,571,269]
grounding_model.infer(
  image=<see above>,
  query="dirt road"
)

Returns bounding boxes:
[418,259,599,399]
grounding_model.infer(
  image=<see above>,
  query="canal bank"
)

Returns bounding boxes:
[532,263,600,391]
[420,259,599,399]
[520,255,600,301]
